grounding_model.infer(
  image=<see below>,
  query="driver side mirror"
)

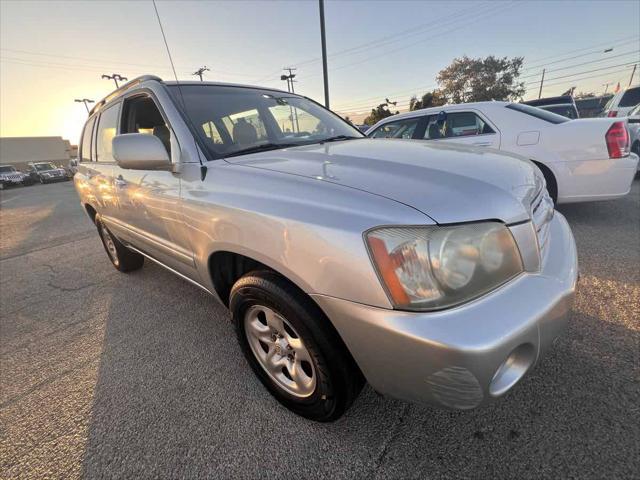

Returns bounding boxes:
[112,133,171,170]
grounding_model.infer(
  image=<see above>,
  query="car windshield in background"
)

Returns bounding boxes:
[34,163,57,171]
[619,87,640,107]
[167,85,363,159]
[0,166,17,173]
[507,103,569,124]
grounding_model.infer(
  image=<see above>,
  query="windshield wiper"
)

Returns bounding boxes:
[224,143,299,158]
[318,135,362,144]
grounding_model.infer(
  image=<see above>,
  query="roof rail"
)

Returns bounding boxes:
[89,75,163,115]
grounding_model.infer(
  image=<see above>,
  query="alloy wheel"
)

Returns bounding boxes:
[244,305,316,398]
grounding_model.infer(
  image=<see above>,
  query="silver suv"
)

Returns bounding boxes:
[75,76,578,421]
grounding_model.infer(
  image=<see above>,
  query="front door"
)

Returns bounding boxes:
[111,93,197,278]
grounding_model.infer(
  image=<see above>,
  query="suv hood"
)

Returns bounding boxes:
[226,139,541,224]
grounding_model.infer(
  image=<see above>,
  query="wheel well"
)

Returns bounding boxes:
[209,250,365,382]
[84,204,98,224]
[531,161,558,202]
[209,251,273,307]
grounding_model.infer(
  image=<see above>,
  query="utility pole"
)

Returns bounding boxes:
[74,98,94,113]
[602,82,612,94]
[629,64,637,87]
[101,73,127,88]
[538,69,545,99]
[280,68,299,132]
[192,66,210,81]
[319,0,330,108]
[282,67,297,93]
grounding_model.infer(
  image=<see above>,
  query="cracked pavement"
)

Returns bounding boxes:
[1,180,639,479]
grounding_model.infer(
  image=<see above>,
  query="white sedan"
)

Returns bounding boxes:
[366,101,638,204]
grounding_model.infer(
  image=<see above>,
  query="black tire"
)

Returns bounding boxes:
[230,270,364,422]
[95,215,144,272]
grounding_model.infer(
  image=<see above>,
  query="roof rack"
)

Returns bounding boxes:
[89,75,163,115]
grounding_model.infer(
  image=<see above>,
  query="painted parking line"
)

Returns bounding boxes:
[0,194,22,205]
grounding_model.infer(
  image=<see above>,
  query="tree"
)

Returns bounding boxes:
[409,89,447,110]
[436,55,525,103]
[363,103,398,125]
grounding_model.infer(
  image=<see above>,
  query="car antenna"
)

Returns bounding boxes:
[152,0,208,181]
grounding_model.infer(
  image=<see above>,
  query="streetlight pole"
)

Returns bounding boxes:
[101,73,128,88]
[74,98,94,113]
[319,0,330,108]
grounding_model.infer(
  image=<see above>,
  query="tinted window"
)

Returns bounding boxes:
[541,104,577,119]
[96,103,121,162]
[619,87,640,107]
[121,96,171,156]
[507,103,569,124]
[80,116,96,162]
[167,85,362,159]
[422,112,494,139]
[370,117,420,138]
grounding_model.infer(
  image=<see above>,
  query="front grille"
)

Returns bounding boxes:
[530,187,554,257]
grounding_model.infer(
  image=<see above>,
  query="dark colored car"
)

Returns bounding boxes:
[523,96,579,119]
[26,162,70,184]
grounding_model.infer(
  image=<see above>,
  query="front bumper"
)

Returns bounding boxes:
[312,212,578,410]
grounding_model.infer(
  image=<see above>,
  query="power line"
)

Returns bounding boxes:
[523,61,638,87]
[519,50,639,80]
[521,35,639,66]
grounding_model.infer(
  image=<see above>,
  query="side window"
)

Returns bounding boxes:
[80,116,96,162]
[423,112,493,139]
[370,118,420,139]
[95,104,121,162]
[121,96,171,156]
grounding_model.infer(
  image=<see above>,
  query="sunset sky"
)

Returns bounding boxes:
[1,0,639,144]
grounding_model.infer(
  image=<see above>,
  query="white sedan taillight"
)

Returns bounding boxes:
[605,122,629,158]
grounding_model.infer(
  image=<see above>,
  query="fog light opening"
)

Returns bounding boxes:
[489,343,535,397]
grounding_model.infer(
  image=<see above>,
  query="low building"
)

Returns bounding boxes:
[0,136,77,170]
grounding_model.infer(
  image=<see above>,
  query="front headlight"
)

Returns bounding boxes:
[366,222,523,311]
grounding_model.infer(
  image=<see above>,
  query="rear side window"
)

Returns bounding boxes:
[96,103,121,162]
[507,103,569,124]
[80,116,97,162]
[619,87,640,107]
[370,117,420,138]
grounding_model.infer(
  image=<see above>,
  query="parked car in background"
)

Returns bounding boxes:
[0,165,34,189]
[627,103,640,158]
[523,95,579,119]
[601,85,640,117]
[367,101,638,204]
[74,76,578,421]
[26,162,70,184]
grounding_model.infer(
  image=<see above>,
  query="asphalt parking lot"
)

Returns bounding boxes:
[1,179,638,479]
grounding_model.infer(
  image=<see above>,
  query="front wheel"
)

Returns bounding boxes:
[95,215,144,272]
[230,271,363,422]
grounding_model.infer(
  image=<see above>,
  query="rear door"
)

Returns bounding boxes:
[419,109,500,149]
[77,108,117,217]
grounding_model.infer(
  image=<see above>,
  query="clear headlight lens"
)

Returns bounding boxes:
[366,222,523,311]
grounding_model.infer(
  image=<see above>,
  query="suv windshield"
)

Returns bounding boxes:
[0,166,17,173]
[34,163,57,171]
[167,85,363,159]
